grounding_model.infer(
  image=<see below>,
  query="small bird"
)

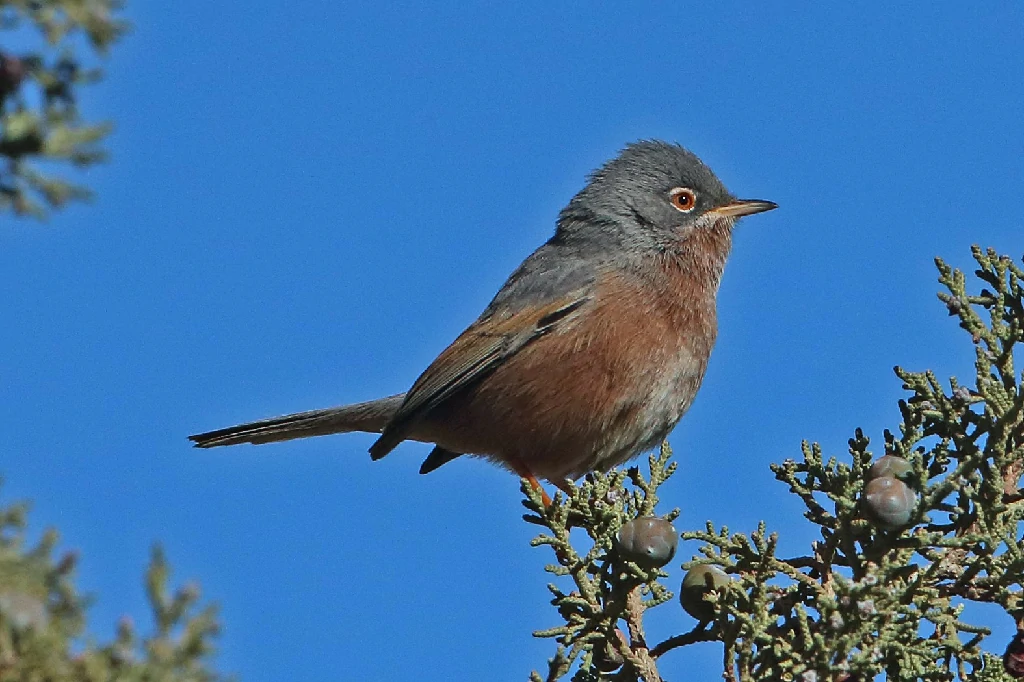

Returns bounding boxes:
[190,141,775,495]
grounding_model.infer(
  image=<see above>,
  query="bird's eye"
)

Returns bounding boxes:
[669,188,697,212]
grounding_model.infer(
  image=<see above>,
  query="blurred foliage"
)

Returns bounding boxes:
[528,246,1024,682]
[0,496,228,680]
[0,0,127,219]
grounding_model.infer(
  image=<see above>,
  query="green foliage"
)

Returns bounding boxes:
[528,246,1024,681]
[0,0,127,218]
[0,494,228,681]
[524,447,687,682]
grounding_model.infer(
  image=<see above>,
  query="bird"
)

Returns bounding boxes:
[190,140,775,498]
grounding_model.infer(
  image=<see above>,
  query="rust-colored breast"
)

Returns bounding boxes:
[420,260,719,481]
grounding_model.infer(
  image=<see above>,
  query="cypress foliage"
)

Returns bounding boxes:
[528,247,1024,682]
[0,0,126,218]
[0,498,226,680]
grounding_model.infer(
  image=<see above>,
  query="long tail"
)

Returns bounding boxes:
[189,394,405,448]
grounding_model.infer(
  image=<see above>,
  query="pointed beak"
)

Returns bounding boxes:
[709,199,778,218]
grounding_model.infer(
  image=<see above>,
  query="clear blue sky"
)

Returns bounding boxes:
[2,4,1022,680]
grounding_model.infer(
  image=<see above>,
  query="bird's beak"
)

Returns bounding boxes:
[709,199,778,218]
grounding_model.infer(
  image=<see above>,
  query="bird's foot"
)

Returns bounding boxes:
[510,457,555,506]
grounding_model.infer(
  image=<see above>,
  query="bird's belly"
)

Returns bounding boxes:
[421,292,713,481]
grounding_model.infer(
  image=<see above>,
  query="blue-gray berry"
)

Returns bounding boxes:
[864,475,916,528]
[616,517,678,568]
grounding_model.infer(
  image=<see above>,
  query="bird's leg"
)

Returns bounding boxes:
[509,457,553,507]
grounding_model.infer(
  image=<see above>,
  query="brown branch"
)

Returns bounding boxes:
[649,624,719,658]
[617,586,661,682]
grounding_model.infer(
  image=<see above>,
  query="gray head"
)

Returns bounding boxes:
[556,140,775,248]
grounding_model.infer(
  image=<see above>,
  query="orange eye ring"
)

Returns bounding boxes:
[669,188,697,212]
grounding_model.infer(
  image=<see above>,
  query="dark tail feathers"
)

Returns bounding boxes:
[189,394,405,448]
